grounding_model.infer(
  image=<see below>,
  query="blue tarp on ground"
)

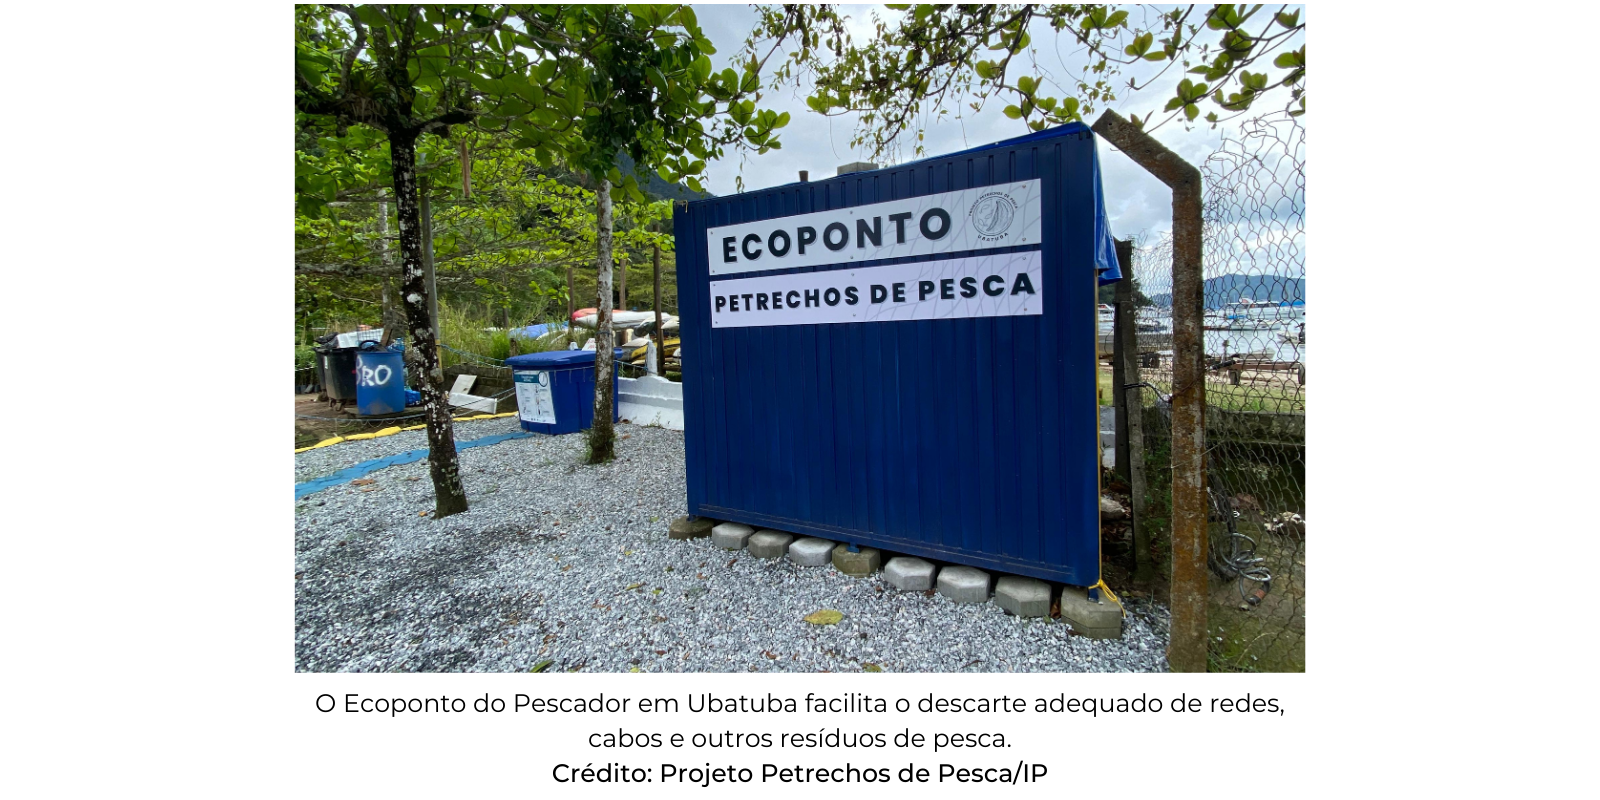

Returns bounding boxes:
[294,431,535,501]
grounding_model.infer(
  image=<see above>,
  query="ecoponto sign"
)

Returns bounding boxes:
[706,180,1041,275]
[710,251,1041,329]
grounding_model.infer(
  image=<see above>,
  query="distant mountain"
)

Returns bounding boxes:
[1149,273,1305,309]
[615,151,713,202]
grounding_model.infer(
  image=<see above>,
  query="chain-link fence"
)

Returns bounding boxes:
[1127,114,1305,671]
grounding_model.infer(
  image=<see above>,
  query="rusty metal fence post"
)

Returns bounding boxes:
[1092,110,1208,673]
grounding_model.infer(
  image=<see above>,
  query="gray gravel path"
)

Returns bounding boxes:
[295,425,1169,672]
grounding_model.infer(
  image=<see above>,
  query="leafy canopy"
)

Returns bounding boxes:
[748,3,1305,158]
[297,4,794,205]
[294,131,676,328]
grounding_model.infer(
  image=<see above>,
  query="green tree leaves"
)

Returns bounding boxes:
[779,3,1306,153]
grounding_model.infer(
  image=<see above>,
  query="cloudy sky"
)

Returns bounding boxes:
[690,3,1305,264]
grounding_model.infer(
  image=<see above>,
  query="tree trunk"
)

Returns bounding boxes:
[588,179,616,463]
[390,131,468,517]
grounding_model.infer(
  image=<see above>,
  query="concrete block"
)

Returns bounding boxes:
[994,576,1052,618]
[711,522,755,550]
[831,545,881,577]
[936,566,991,604]
[668,516,714,540]
[747,530,794,559]
[1058,585,1123,639]
[788,537,836,567]
[883,557,937,591]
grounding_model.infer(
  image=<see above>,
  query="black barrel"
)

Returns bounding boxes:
[321,348,358,401]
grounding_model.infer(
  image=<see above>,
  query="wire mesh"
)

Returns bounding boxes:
[1129,114,1305,671]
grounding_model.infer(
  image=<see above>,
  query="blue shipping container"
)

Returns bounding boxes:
[505,349,624,435]
[674,123,1119,586]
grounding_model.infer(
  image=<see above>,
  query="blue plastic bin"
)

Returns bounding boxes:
[504,349,625,435]
[355,350,406,415]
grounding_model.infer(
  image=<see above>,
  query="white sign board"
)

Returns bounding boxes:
[706,180,1042,276]
[710,251,1042,329]
[514,371,556,424]
[335,329,384,348]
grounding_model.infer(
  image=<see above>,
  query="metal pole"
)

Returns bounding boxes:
[1092,110,1207,672]
[653,242,664,375]
[618,252,627,312]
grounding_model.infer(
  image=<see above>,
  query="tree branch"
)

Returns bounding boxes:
[326,4,366,85]
[295,261,397,278]
[416,108,476,136]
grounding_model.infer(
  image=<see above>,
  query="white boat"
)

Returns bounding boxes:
[571,310,660,329]
[1206,318,1278,331]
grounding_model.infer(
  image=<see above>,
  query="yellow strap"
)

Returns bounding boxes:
[299,412,518,452]
[1093,579,1126,618]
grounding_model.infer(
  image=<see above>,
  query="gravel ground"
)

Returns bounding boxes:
[295,415,523,483]
[295,425,1170,672]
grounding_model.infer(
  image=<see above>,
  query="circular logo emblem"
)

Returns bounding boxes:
[970,191,1018,239]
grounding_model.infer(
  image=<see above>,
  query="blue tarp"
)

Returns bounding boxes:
[512,322,568,340]
[1090,142,1122,285]
[293,431,535,501]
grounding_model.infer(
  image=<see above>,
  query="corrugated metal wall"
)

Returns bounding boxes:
[675,125,1102,586]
